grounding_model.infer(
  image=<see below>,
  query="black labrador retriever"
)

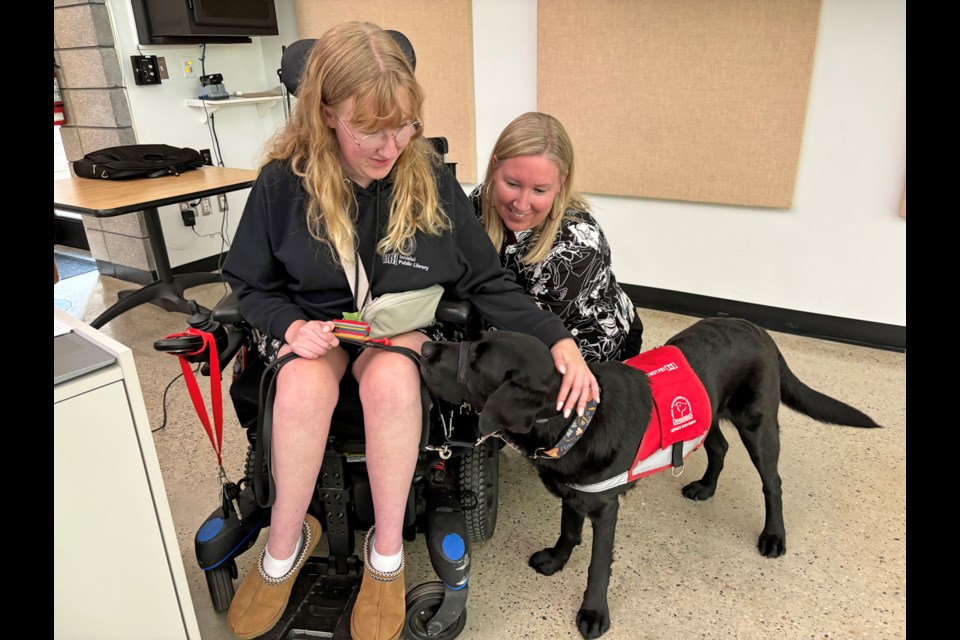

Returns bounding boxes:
[420,318,879,639]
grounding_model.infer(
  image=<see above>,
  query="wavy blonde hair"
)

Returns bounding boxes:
[263,21,447,263]
[481,112,589,265]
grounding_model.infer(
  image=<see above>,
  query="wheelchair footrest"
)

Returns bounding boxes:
[255,554,362,640]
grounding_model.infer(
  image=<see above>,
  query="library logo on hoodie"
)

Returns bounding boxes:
[381,253,430,271]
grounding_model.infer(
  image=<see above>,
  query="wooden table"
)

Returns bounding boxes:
[54,167,257,329]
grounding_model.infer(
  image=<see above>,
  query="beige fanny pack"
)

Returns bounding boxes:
[341,250,443,339]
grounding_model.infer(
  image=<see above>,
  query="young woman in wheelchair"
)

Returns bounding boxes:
[220,21,599,640]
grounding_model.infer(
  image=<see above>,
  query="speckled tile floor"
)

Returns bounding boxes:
[55,270,906,640]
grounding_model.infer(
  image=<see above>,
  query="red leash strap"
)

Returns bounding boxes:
[164,327,224,466]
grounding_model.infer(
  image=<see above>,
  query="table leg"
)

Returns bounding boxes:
[90,206,224,329]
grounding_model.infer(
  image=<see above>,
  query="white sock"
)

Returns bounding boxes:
[262,532,303,578]
[369,533,402,573]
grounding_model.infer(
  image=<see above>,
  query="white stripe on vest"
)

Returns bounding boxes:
[567,433,707,493]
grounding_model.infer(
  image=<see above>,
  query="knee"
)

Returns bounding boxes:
[360,353,421,393]
[360,368,421,407]
[274,359,341,412]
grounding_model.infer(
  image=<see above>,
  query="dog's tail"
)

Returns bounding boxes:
[777,347,881,428]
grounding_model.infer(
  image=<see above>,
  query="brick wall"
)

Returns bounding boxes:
[54,0,154,284]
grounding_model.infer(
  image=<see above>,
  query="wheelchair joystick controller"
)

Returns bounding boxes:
[152,300,229,366]
[186,301,229,361]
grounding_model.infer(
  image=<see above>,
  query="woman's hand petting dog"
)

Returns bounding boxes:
[551,337,600,418]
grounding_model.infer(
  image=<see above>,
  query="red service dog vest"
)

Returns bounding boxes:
[567,346,712,493]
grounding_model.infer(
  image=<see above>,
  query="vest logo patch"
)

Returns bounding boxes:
[671,395,694,430]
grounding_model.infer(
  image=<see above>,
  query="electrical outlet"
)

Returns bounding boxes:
[199,149,214,166]
[201,197,213,216]
[217,193,229,212]
[181,57,197,78]
[181,209,196,226]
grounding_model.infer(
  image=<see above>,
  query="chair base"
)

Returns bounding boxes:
[254,554,362,640]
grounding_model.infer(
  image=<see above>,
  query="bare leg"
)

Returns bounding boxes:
[352,331,429,555]
[228,345,351,640]
[268,345,350,558]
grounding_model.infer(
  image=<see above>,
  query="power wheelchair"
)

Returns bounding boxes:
[151,33,501,640]
[155,292,497,639]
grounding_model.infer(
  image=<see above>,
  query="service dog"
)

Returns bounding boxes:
[420,318,879,639]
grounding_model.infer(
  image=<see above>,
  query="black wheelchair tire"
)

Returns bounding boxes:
[404,581,467,640]
[205,561,237,612]
[457,438,499,542]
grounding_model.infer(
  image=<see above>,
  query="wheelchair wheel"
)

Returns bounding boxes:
[404,581,467,640]
[458,438,499,542]
[205,560,237,612]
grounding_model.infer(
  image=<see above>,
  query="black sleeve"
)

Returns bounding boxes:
[442,169,570,348]
[221,164,309,340]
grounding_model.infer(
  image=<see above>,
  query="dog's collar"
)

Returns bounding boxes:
[457,341,470,384]
[479,400,599,460]
[535,400,599,459]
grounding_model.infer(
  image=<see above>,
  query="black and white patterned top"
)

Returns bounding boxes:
[468,186,638,362]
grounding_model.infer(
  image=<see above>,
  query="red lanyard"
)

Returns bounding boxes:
[164,327,223,466]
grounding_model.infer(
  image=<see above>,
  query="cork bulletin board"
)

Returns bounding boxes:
[537,0,823,208]
[294,0,477,183]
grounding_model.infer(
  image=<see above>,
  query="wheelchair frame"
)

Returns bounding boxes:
[156,294,497,640]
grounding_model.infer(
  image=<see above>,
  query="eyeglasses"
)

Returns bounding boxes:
[336,114,423,151]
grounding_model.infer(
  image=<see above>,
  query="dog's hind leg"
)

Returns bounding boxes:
[682,418,728,501]
[733,411,786,558]
[576,500,619,639]
[529,501,584,576]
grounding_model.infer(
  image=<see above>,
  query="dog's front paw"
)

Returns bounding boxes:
[681,480,716,501]
[576,606,610,639]
[757,531,787,557]
[529,549,566,575]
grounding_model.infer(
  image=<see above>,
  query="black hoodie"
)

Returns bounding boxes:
[222,159,571,348]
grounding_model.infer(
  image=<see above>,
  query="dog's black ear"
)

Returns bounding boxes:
[479,377,545,435]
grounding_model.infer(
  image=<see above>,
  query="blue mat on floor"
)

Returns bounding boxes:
[55,253,97,280]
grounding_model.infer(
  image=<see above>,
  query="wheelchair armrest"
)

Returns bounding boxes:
[207,324,245,376]
[202,291,249,374]
[211,290,244,325]
[436,296,475,325]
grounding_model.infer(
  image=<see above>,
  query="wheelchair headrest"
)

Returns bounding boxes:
[280,30,418,97]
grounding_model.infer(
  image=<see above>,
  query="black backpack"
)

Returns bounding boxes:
[72,144,205,180]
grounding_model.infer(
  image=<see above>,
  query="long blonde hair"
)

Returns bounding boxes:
[481,112,589,265]
[264,21,447,263]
